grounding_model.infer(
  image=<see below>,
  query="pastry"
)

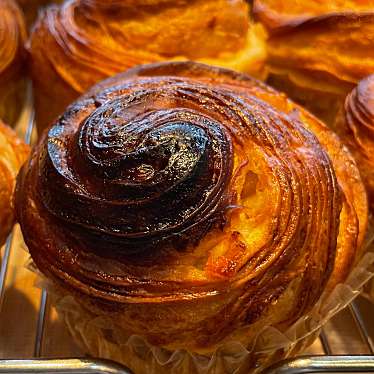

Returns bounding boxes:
[16,61,368,373]
[0,0,27,126]
[29,0,267,133]
[253,1,374,125]
[333,75,374,211]
[253,0,374,30]
[0,120,29,246]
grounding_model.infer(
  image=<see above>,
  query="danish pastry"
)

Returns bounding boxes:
[16,61,367,371]
[29,0,267,133]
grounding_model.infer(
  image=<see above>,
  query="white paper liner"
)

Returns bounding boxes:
[26,238,374,374]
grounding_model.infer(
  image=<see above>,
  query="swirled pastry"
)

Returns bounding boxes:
[0,0,27,126]
[29,0,267,133]
[16,62,367,353]
[0,120,29,246]
[334,75,374,211]
[255,3,374,125]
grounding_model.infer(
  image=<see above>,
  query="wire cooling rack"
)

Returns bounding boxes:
[1,89,374,373]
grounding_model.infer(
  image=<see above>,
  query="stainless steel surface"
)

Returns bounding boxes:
[34,290,47,358]
[0,234,14,313]
[350,302,374,354]
[0,359,132,374]
[263,356,374,374]
[0,89,374,373]
[319,331,332,355]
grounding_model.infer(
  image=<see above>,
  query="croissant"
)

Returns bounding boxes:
[0,120,29,246]
[29,0,267,134]
[16,61,367,370]
[253,1,374,125]
[0,0,27,126]
[333,75,374,211]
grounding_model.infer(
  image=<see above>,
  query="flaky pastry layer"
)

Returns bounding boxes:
[29,0,267,133]
[0,121,29,246]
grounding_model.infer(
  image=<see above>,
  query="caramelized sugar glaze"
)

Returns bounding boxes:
[16,62,367,351]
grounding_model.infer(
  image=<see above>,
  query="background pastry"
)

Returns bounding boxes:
[253,0,374,30]
[333,75,374,211]
[0,120,29,246]
[16,61,367,373]
[29,0,267,133]
[0,0,27,126]
[253,1,374,125]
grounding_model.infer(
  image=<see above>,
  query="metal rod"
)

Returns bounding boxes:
[349,302,374,354]
[0,358,132,374]
[262,355,374,374]
[0,234,14,313]
[24,109,35,145]
[34,289,48,357]
[319,329,332,355]
[0,98,35,315]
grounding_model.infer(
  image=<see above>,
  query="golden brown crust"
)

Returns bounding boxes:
[16,61,367,351]
[262,11,374,125]
[253,0,374,30]
[29,0,267,133]
[0,0,27,126]
[0,120,29,246]
[334,75,374,212]
[266,13,374,88]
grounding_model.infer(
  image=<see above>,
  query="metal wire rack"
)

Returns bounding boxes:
[1,92,374,373]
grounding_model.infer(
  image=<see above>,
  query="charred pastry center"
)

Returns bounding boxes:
[41,89,234,254]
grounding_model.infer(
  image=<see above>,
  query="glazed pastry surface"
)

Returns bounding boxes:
[334,75,374,211]
[0,0,27,126]
[16,61,367,351]
[0,121,29,246]
[29,0,267,132]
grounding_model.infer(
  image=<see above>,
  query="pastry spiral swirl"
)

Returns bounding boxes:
[334,74,374,210]
[0,0,26,126]
[29,0,267,133]
[16,62,367,350]
[43,96,233,253]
